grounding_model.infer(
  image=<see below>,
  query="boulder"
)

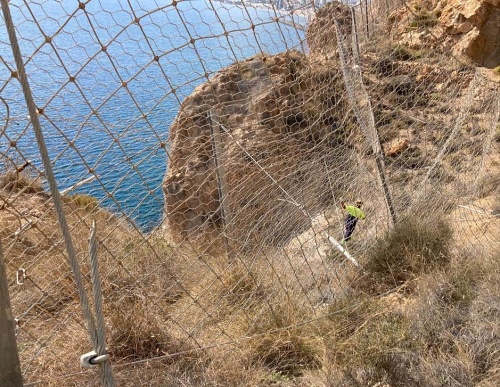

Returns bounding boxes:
[385,138,410,157]
[307,2,352,57]
[162,52,355,246]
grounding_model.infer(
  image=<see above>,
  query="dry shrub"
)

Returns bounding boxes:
[111,361,211,387]
[325,298,414,386]
[182,259,270,331]
[250,333,320,377]
[108,294,202,371]
[211,260,268,312]
[357,214,452,293]
[400,248,500,385]
[109,305,167,360]
[0,170,43,193]
[451,249,500,384]
[114,239,183,305]
[390,44,422,61]
[326,295,376,341]
[476,172,500,199]
[325,296,423,386]
[409,10,438,28]
[101,239,197,366]
[244,300,322,377]
[147,260,262,343]
[430,254,482,308]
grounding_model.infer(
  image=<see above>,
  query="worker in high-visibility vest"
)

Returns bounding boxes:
[340,200,365,244]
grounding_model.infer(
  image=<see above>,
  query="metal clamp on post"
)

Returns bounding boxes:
[14,317,20,336]
[16,268,27,285]
[80,350,110,368]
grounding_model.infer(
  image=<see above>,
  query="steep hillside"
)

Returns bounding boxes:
[2,1,499,386]
[163,1,499,250]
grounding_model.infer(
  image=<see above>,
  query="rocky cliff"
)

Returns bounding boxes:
[162,0,499,247]
[162,48,357,245]
[306,2,352,56]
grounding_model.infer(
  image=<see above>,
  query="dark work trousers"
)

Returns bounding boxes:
[344,214,358,241]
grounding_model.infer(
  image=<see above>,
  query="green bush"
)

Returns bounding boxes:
[409,11,438,28]
[390,45,421,61]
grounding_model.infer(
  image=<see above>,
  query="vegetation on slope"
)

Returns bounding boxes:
[2,1,499,386]
[3,170,499,385]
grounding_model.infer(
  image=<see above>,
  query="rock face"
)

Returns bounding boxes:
[307,2,352,57]
[388,0,500,68]
[441,0,500,67]
[163,51,354,245]
[162,0,498,246]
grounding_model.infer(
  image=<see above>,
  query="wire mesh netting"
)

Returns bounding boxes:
[1,0,499,385]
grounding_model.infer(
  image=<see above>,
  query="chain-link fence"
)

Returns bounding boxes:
[1,0,499,385]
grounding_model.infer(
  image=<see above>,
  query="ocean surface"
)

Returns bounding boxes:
[0,0,305,230]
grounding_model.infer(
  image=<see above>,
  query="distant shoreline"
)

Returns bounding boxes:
[212,0,314,22]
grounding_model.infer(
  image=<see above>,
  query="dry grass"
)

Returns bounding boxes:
[355,214,452,294]
[0,172,201,385]
[406,248,500,385]
[320,246,500,386]
[3,170,500,386]
[243,298,322,378]
[63,193,99,211]
[0,170,44,194]
[108,301,202,370]
[3,4,499,382]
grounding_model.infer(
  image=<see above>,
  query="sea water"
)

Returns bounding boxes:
[0,0,305,230]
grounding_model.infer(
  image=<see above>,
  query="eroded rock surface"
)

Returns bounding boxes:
[307,1,352,57]
[163,52,354,245]
[162,0,499,247]
[388,0,500,68]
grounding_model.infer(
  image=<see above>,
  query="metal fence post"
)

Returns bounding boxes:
[364,0,370,39]
[88,221,115,387]
[334,18,396,226]
[210,110,235,260]
[0,240,24,387]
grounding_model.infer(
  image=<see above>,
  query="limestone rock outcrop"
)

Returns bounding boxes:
[163,52,354,245]
[162,0,498,247]
[388,0,500,68]
[385,139,410,157]
[307,1,352,57]
[440,0,500,68]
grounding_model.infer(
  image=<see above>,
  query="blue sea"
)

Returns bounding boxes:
[0,0,305,230]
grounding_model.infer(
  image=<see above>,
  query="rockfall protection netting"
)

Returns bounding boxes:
[1,0,499,385]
